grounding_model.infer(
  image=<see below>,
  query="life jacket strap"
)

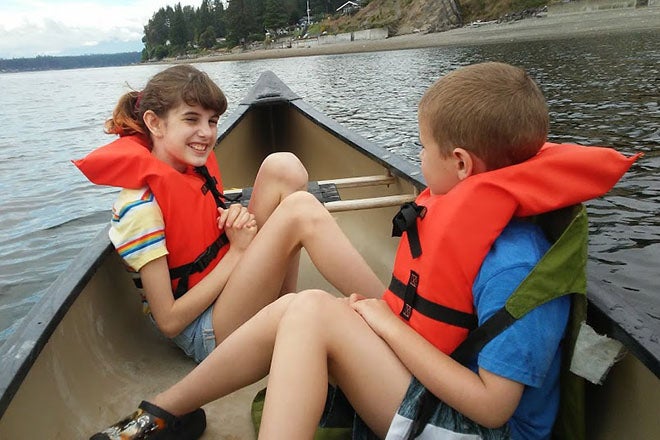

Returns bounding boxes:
[169,232,230,299]
[391,202,426,258]
[194,165,241,209]
[389,274,478,330]
[406,307,517,439]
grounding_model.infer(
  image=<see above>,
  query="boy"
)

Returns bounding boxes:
[91,62,637,440]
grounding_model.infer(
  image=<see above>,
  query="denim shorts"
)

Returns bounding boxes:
[170,305,217,363]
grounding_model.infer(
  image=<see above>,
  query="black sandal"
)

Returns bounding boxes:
[90,401,206,440]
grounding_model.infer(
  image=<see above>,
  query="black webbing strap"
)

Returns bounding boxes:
[169,232,230,299]
[389,275,478,330]
[406,306,517,439]
[392,202,426,258]
[194,165,242,209]
[450,307,517,365]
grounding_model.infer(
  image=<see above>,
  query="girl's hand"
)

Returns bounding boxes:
[218,204,257,251]
[218,204,256,230]
[224,222,257,251]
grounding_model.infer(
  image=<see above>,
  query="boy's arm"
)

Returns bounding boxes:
[350,297,523,428]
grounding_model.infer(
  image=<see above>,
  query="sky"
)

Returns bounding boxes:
[0,0,201,59]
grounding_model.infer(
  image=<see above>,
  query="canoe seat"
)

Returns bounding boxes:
[224,174,417,212]
[225,181,341,206]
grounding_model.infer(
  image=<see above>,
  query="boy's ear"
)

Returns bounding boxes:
[453,148,487,180]
[143,110,162,137]
[453,148,476,180]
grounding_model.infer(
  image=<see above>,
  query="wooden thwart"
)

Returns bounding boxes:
[224,174,417,212]
[317,174,396,189]
[324,194,417,212]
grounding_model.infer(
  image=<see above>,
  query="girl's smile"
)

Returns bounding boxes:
[146,103,220,172]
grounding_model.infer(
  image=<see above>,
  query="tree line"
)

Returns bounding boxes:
[0,52,141,73]
[142,0,358,61]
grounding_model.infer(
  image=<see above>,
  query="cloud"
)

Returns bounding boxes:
[0,1,198,59]
[0,17,143,58]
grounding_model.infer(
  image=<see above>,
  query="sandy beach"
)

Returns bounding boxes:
[187,7,660,63]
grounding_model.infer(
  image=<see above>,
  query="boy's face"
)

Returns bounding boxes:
[419,118,462,195]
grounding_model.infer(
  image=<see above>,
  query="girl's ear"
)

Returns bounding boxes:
[453,148,486,180]
[142,110,162,137]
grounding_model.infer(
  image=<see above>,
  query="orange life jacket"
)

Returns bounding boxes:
[383,143,639,354]
[73,134,230,297]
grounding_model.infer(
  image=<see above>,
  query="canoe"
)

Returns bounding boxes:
[0,71,657,439]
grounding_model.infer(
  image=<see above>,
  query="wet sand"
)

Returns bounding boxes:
[187,7,660,63]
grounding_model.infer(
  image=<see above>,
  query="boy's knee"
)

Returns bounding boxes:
[260,152,308,187]
[283,290,334,323]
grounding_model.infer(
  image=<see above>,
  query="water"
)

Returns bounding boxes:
[1,29,658,345]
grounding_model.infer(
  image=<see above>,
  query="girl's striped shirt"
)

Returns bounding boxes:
[109,187,168,272]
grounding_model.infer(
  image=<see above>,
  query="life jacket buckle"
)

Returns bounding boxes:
[400,270,419,321]
[392,203,424,258]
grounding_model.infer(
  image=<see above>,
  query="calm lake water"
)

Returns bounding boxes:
[0,29,658,346]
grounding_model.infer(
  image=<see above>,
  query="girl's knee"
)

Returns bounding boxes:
[281,191,326,219]
[260,152,308,188]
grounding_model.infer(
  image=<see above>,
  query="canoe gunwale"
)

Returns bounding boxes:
[0,227,114,419]
[586,272,659,377]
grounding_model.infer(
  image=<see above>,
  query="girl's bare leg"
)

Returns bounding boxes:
[153,294,297,415]
[154,290,409,438]
[213,191,385,342]
[260,290,411,439]
[247,152,308,295]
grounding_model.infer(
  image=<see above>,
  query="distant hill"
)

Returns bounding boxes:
[320,0,550,35]
[0,52,142,73]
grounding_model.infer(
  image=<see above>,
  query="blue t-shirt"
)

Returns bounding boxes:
[472,220,570,440]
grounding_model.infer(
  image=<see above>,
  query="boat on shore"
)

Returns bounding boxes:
[0,71,657,439]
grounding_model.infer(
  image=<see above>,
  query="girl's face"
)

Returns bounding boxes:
[149,102,219,172]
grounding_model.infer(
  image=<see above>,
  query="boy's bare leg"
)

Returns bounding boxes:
[260,290,411,439]
[213,191,385,342]
[246,152,308,295]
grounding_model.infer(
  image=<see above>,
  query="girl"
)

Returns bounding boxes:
[75,65,384,367]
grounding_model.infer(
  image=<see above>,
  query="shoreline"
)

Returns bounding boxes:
[179,7,660,64]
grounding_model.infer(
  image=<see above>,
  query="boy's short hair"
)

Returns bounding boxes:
[418,62,548,170]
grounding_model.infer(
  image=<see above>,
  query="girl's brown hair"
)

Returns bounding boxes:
[419,62,548,170]
[105,65,227,140]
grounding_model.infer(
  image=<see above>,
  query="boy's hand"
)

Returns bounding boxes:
[349,296,399,338]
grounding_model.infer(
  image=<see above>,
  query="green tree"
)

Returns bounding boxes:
[212,0,227,38]
[198,0,215,33]
[169,3,189,51]
[199,26,217,49]
[264,0,289,30]
[142,7,171,59]
[182,4,197,44]
[226,0,257,46]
